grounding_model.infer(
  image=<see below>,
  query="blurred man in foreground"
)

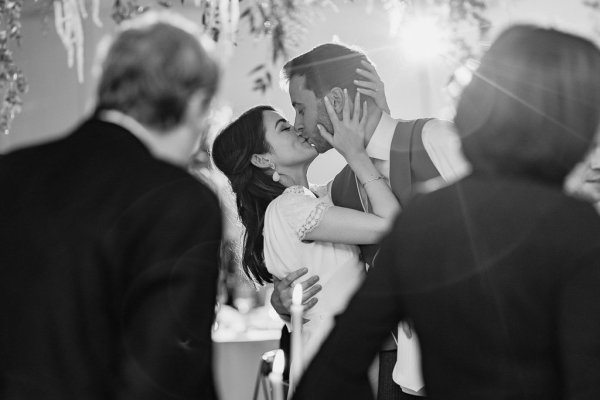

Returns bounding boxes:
[0,12,223,400]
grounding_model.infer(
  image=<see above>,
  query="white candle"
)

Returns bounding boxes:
[288,284,304,398]
[268,349,285,400]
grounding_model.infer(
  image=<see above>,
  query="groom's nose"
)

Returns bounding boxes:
[294,118,303,133]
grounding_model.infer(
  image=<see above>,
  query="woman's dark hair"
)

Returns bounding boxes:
[211,106,286,285]
[455,25,600,184]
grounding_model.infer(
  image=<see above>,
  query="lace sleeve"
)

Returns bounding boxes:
[278,187,333,241]
[296,201,332,240]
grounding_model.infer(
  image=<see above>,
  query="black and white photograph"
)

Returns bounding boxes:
[1,1,600,399]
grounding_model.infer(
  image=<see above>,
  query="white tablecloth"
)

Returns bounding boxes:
[213,329,281,400]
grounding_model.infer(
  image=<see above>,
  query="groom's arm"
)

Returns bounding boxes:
[293,226,406,400]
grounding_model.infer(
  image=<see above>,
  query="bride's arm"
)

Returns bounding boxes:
[304,91,400,244]
[303,203,397,244]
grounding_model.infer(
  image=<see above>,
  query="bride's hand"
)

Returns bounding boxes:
[355,60,390,115]
[317,89,368,160]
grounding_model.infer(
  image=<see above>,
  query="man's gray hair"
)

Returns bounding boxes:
[95,12,220,131]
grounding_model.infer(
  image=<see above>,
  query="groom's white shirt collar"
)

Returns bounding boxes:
[366,112,396,161]
[356,112,396,213]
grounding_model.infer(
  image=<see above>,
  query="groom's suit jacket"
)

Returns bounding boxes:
[331,118,440,267]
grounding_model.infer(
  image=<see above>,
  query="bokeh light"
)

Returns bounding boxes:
[398,15,451,62]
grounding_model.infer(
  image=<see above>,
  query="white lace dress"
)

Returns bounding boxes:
[263,184,366,370]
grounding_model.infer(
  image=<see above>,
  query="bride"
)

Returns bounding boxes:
[211,90,400,377]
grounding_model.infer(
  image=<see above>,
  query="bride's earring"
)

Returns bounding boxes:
[268,161,280,182]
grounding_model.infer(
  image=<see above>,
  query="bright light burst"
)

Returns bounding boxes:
[398,15,451,62]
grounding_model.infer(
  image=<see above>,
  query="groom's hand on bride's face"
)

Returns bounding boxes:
[270,267,322,322]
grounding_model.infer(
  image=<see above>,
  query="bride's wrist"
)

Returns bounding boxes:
[343,148,369,163]
[361,175,386,187]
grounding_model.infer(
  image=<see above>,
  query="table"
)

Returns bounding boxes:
[213,329,281,400]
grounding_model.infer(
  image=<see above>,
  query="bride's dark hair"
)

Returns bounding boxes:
[212,105,286,285]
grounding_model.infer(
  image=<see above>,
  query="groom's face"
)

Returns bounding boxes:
[289,75,333,153]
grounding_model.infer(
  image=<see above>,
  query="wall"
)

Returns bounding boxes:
[2,0,598,184]
[0,1,456,184]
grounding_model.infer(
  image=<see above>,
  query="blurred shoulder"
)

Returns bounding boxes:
[423,119,459,141]
[143,161,221,211]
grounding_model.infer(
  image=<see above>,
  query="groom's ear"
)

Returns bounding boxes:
[328,87,344,114]
[250,154,271,169]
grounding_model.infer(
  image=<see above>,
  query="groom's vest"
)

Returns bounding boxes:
[330,118,439,267]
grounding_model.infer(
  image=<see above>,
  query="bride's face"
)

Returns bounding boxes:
[261,110,318,168]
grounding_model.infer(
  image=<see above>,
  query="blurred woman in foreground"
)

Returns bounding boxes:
[294,24,600,400]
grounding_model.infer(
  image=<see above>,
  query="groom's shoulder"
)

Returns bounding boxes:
[421,118,458,140]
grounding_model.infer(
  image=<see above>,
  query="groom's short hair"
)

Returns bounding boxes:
[282,43,373,98]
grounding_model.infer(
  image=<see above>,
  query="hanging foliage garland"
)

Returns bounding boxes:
[0,0,27,135]
[0,0,494,135]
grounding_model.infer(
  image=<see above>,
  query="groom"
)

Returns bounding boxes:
[271,43,469,399]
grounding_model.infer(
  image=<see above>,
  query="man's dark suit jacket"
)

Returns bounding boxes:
[295,173,600,400]
[0,119,222,399]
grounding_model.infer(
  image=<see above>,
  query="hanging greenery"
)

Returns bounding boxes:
[0,0,495,135]
[583,0,600,35]
[0,1,27,135]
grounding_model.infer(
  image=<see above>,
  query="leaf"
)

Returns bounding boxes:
[240,8,251,19]
[253,82,268,94]
[248,64,265,75]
